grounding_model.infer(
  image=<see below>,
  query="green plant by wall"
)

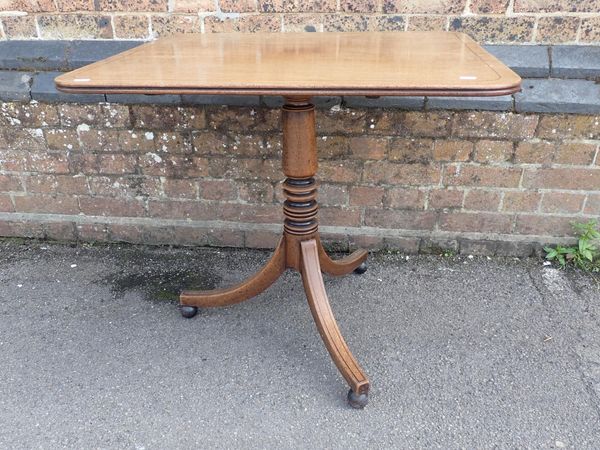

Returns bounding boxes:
[544,220,600,272]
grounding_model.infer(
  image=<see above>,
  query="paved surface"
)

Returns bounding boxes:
[1,240,599,449]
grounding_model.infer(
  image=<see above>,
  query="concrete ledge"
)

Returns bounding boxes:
[0,41,69,71]
[0,71,32,101]
[31,71,104,103]
[551,46,600,79]
[515,78,600,114]
[484,45,550,78]
[427,94,513,111]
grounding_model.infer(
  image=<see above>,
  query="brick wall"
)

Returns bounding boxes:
[0,1,598,44]
[1,101,598,256]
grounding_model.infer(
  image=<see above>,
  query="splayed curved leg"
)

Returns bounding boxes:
[317,239,368,277]
[180,237,286,308]
[300,239,369,405]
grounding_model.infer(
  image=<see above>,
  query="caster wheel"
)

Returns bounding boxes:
[347,389,368,409]
[181,306,198,318]
[354,262,368,275]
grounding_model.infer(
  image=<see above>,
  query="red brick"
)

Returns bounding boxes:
[316,108,366,134]
[434,140,473,162]
[389,138,434,163]
[350,136,389,159]
[76,223,109,242]
[245,230,280,249]
[536,115,600,140]
[318,135,349,159]
[220,0,256,11]
[536,16,579,43]
[449,16,535,43]
[0,149,27,171]
[501,191,540,212]
[385,188,426,209]
[349,186,384,207]
[0,220,45,238]
[199,178,238,201]
[89,176,161,198]
[14,195,79,214]
[463,190,501,211]
[369,111,451,137]
[6,128,46,151]
[1,102,59,127]
[384,0,464,13]
[206,228,245,247]
[44,222,76,241]
[580,18,600,43]
[453,112,538,139]
[364,209,437,230]
[439,212,513,233]
[0,0,55,13]
[363,162,441,185]
[554,142,597,165]
[113,14,150,38]
[148,200,212,220]
[318,183,347,206]
[0,174,23,192]
[348,234,385,250]
[406,16,447,31]
[45,129,79,151]
[164,178,198,199]
[117,130,155,153]
[140,154,209,178]
[340,0,379,12]
[514,0,596,12]
[96,0,168,11]
[514,141,555,164]
[207,106,279,132]
[584,195,600,215]
[540,192,585,214]
[151,14,200,36]
[470,0,509,13]
[38,14,113,39]
[238,181,274,203]
[368,14,406,31]
[515,214,578,237]
[428,189,463,209]
[259,0,336,12]
[218,203,282,223]
[323,14,370,32]
[0,195,13,212]
[207,157,279,181]
[96,154,137,175]
[193,131,268,157]
[1,15,37,38]
[173,0,216,12]
[132,105,205,130]
[523,168,600,190]
[155,131,193,154]
[25,153,70,174]
[474,140,513,163]
[79,197,145,217]
[282,13,324,32]
[444,165,521,188]
[319,160,361,183]
[109,224,145,244]
[319,207,362,227]
[26,174,88,195]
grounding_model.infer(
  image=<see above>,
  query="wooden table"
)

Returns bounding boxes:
[56,32,521,408]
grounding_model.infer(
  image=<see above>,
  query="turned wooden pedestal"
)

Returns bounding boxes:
[179,97,370,407]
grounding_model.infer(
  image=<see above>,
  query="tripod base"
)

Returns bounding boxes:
[180,233,370,404]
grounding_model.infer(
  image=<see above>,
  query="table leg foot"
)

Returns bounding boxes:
[347,389,369,409]
[317,239,368,277]
[180,305,198,318]
[180,237,286,308]
[300,239,370,398]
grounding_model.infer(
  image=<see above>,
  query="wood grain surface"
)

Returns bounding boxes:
[55,32,521,96]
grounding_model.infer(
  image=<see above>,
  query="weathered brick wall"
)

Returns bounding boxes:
[1,101,598,255]
[0,0,598,44]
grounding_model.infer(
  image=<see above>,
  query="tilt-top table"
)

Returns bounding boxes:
[56,32,521,408]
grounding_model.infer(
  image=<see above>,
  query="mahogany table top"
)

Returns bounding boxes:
[55,32,521,97]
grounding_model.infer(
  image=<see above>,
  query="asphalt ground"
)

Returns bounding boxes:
[1,239,599,449]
